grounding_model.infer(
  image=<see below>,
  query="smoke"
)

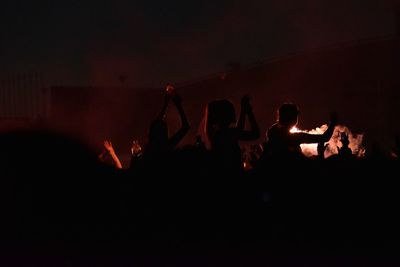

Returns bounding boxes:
[297,124,365,158]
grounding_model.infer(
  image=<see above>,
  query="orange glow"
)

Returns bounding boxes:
[290,125,365,158]
[290,126,302,133]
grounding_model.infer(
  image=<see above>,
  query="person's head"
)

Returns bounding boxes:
[206,99,236,130]
[340,132,350,146]
[149,119,168,143]
[203,99,236,147]
[277,103,300,127]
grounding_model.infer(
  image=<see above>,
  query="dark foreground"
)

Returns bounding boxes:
[1,131,399,266]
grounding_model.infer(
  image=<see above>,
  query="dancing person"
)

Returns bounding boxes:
[205,95,260,173]
[263,103,337,160]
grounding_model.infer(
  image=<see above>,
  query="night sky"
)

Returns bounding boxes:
[0,0,397,87]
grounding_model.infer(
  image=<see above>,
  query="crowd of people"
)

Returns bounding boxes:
[98,84,363,174]
[1,84,399,266]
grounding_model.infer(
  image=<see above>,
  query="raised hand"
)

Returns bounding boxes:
[103,140,115,155]
[131,140,143,156]
[165,84,182,106]
[166,83,175,95]
[102,140,123,169]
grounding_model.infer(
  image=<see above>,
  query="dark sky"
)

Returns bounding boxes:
[0,0,397,87]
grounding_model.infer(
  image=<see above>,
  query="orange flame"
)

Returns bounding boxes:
[291,125,365,158]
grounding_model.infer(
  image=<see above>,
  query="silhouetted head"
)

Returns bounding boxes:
[204,99,236,147]
[277,103,299,127]
[340,132,350,146]
[206,99,236,129]
[149,119,168,143]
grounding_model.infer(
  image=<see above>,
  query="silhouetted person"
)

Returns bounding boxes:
[141,84,190,165]
[263,103,337,160]
[337,132,352,158]
[317,141,329,160]
[129,139,143,169]
[205,95,260,173]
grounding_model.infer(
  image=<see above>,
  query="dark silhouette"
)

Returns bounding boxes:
[141,84,190,164]
[317,141,329,159]
[129,139,143,169]
[195,134,206,151]
[392,135,400,158]
[1,117,400,267]
[337,132,352,158]
[246,143,264,169]
[205,95,260,172]
[263,103,337,160]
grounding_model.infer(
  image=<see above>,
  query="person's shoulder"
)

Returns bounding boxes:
[265,124,278,142]
[267,123,280,134]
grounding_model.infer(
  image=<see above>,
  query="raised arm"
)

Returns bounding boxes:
[103,140,123,169]
[291,112,338,144]
[156,93,171,120]
[168,94,190,147]
[236,95,248,130]
[237,95,260,141]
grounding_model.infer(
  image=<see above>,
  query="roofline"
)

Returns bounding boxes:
[175,34,399,88]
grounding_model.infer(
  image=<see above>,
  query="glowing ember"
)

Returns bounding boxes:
[290,125,365,158]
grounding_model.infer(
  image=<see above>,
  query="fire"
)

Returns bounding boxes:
[290,125,365,158]
[290,126,302,133]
